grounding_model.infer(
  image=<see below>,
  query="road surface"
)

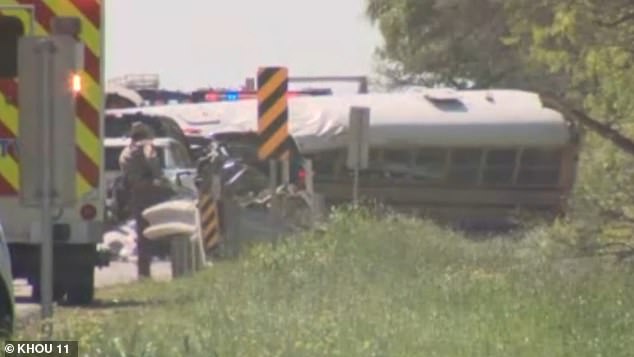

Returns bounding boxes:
[14,260,172,323]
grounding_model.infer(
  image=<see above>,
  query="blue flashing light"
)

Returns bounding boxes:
[225,91,239,101]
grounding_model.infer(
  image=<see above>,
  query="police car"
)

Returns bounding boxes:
[104,137,198,225]
[0,221,14,336]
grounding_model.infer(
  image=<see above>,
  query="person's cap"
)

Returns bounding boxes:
[129,121,153,138]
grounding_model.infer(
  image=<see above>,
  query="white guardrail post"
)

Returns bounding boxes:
[142,199,202,278]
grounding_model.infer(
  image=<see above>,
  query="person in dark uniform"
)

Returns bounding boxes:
[118,122,173,278]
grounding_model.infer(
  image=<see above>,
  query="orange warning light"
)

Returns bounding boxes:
[71,73,82,94]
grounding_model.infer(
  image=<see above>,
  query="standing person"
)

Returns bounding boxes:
[118,122,173,278]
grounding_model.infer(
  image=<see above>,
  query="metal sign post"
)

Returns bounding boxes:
[39,39,54,325]
[346,106,370,207]
[281,159,290,185]
[17,35,82,332]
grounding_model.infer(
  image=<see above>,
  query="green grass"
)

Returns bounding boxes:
[11,208,634,356]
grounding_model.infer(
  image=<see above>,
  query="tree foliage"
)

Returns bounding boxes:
[365,0,568,89]
[366,0,634,243]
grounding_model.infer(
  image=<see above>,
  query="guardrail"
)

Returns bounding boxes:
[142,199,206,277]
[139,154,324,277]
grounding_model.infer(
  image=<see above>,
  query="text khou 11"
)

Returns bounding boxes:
[3,341,78,357]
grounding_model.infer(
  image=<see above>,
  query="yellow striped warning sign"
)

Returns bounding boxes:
[257,67,291,161]
[198,190,221,250]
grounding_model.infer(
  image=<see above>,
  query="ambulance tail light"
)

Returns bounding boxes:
[80,204,97,221]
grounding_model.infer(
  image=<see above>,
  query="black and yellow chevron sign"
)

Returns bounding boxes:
[198,190,221,250]
[257,67,291,161]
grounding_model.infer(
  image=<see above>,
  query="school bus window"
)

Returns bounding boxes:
[312,149,339,178]
[333,150,349,178]
[383,149,412,166]
[516,168,560,185]
[482,149,517,185]
[447,148,482,185]
[517,148,562,185]
[521,148,561,167]
[413,148,447,180]
[381,149,414,179]
[0,15,24,78]
[368,148,382,165]
[358,148,386,180]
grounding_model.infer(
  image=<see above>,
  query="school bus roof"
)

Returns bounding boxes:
[106,89,574,152]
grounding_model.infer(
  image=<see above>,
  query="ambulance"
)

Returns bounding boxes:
[0,0,107,304]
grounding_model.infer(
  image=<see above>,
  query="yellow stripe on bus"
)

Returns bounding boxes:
[43,0,101,56]
[76,119,100,164]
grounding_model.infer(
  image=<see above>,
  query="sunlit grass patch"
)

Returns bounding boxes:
[10,208,634,356]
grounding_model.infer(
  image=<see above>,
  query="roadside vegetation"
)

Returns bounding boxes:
[11,207,634,356]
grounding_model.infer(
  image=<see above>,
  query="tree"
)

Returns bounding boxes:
[366,0,634,249]
[504,0,634,236]
[365,0,566,89]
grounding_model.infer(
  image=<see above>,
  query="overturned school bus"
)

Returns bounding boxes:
[107,89,581,225]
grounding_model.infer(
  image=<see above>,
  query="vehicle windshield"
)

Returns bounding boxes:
[164,142,194,169]
[104,146,167,171]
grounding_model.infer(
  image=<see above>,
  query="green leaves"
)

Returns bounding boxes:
[366,0,532,88]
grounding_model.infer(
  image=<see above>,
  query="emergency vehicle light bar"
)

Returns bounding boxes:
[197,88,333,102]
[138,88,333,106]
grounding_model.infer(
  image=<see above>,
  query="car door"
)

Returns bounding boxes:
[163,142,197,198]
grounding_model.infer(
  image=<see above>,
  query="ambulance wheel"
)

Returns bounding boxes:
[65,269,94,306]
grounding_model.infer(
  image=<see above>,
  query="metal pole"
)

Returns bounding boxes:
[38,38,54,326]
[303,159,316,226]
[268,160,277,193]
[352,168,359,207]
[268,159,280,221]
[281,159,290,185]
